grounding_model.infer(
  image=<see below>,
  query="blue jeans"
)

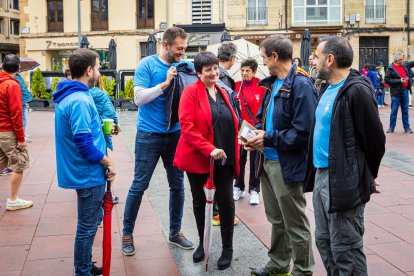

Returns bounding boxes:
[22,104,27,131]
[389,89,410,130]
[74,184,105,276]
[375,89,384,106]
[123,131,184,236]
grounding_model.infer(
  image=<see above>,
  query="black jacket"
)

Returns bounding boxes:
[385,61,414,97]
[304,69,386,213]
[255,65,317,184]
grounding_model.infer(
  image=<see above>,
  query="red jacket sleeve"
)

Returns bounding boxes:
[178,86,215,158]
[8,83,24,142]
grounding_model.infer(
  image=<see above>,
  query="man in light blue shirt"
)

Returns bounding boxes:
[122,27,194,256]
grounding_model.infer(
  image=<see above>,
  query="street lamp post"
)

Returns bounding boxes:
[78,0,81,48]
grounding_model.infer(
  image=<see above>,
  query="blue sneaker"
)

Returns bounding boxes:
[122,234,135,256]
[169,232,194,249]
[0,168,12,176]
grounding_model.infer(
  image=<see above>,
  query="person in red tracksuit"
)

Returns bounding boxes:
[233,58,266,205]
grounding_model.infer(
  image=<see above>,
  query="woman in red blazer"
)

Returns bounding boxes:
[174,52,240,270]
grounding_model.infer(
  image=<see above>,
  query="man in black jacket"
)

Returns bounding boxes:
[218,41,237,90]
[384,54,414,133]
[304,37,386,275]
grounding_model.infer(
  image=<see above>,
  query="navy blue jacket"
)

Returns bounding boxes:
[255,65,317,184]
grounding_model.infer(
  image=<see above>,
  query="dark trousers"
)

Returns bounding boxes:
[234,148,260,193]
[187,165,235,249]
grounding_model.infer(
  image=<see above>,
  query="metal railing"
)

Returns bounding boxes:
[365,4,386,24]
[247,6,268,25]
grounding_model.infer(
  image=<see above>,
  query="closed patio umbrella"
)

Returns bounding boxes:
[220,30,231,42]
[300,29,312,69]
[145,33,157,56]
[108,39,117,70]
[80,35,90,48]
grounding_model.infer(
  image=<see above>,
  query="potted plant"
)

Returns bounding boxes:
[48,76,59,109]
[101,75,116,100]
[29,68,50,110]
[118,78,137,110]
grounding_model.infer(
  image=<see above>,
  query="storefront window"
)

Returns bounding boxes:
[292,0,342,26]
[96,49,109,69]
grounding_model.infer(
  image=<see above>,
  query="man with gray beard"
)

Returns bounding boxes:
[304,37,385,275]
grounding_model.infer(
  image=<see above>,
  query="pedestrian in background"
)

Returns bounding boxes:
[304,36,385,275]
[15,73,33,142]
[233,58,265,205]
[174,51,240,270]
[52,48,116,275]
[385,53,414,134]
[367,64,383,107]
[247,35,316,276]
[122,27,194,256]
[0,54,32,210]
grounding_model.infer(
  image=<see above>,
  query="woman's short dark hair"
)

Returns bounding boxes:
[321,37,354,69]
[260,35,293,61]
[240,58,258,72]
[2,54,20,73]
[69,48,99,79]
[194,52,219,74]
[162,27,187,46]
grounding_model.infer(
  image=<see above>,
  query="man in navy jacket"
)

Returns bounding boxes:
[246,35,316,276]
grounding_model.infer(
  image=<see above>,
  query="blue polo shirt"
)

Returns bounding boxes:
[313,78,346,168]
[263,78,284,161]
[134,55,191,133]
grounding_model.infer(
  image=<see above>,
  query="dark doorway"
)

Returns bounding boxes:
[359,36,389,70]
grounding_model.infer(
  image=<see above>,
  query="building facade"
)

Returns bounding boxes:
[19,0,230,71]
[225,0,414,69]
[19,0,414,71]
[0,0,20,62]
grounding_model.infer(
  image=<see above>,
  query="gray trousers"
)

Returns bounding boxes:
[261,160,314,275]
[313,169,367,276]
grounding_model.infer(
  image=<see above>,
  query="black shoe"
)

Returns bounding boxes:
[405,128,413,134]
[122,234,135,256]
[91,262,102,275]
[217,248,233,270]
[192,244,204,263]
[250,266,281,276]
[169,231,194,249]
[386,128,394,133]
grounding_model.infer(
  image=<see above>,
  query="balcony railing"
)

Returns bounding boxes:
[247,6,268,25]
[365,4,386,24]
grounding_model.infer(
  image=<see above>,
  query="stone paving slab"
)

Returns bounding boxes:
[0,107,413,275]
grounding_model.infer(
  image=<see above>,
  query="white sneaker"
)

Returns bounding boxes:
[249,191,260,205]
[6,197,33,211]
[233,187,245,201]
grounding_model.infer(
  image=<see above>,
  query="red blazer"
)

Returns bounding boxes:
[174,79,240,175]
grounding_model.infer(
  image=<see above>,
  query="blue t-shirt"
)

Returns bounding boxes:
[134,55,191,133]
[263,78,284,161]
[313,79,346,168]
[55,91,107,189]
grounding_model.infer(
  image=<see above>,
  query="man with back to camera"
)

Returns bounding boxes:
[304,36,385,275]
[52,48,116,275]
[121,27,194,256]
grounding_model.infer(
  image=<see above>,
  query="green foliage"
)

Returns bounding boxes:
[31,68,50,99]
[119,79,134,99]
[53,63,59,71]
[51,77,59,93]
[102,75,116,99]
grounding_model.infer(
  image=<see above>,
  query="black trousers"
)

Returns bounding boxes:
[187,165,235,249]
[234,148,260,193]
